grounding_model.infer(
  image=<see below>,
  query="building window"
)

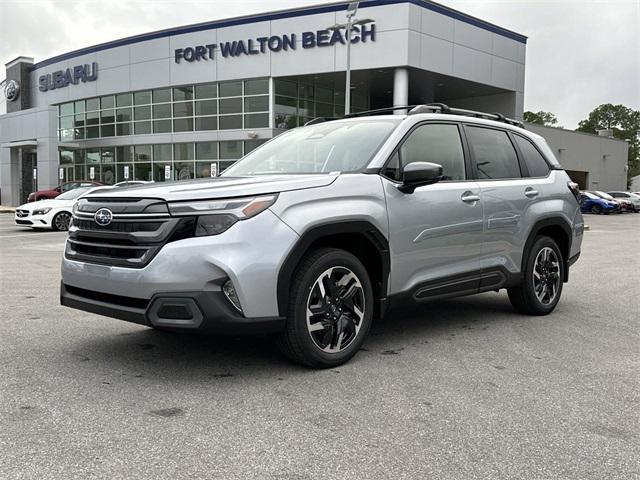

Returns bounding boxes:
[57,77,272,140]
[57,140,274,183]
[273,78,369,129]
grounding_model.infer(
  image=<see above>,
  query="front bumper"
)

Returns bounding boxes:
[60,283,285,334]
[61,208,299,327]
[14,212,52,228]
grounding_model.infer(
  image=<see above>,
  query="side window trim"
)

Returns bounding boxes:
[511,132,553,179]
[462,123,524,181]
[380,120,471,183]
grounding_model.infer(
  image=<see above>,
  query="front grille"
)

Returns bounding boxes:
[66,197,196,268]
[16,209,29,218]
[73,218,162,233]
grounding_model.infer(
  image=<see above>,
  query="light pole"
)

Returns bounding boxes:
[327,2,373,116]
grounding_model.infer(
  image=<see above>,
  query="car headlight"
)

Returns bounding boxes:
[167,194,278,236]
[32,207,52,216]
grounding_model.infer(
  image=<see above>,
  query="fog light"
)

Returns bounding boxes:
[223,280,242,313]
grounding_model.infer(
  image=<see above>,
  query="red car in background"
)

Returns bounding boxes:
[28,181,102,202]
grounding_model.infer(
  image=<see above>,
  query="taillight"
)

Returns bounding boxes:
[567,181,580,202]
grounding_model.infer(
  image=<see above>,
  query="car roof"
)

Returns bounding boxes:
[322,113,537,139]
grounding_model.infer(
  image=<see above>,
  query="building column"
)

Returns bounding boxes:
[393,67,409,114]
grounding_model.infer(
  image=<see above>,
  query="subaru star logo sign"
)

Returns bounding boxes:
[94,208,113,227]
[4,79,20,102]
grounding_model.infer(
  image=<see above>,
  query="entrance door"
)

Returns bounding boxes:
[19,149,37,204]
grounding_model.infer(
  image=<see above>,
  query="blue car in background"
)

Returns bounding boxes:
[579,191,619,214]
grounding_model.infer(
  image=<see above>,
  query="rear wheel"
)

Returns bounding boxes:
[590,205,602,214]
[52,211,71,231]
[277,248,373,368]
[508,236,564,315]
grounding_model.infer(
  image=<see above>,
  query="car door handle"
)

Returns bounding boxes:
[524,188,539,198]
[461,192,480,203]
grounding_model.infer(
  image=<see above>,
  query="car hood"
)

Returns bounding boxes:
[17,199,69,211]
[84,174,339,202]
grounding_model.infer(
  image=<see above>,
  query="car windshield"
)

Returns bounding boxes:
[583,192,598,199]
[594,191,615,201]
[222,119,400,176]
[56,187,92,200]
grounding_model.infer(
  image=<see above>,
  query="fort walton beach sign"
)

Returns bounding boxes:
[174,23,376,63]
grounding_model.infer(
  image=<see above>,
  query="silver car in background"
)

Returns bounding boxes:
[60,104,583,368]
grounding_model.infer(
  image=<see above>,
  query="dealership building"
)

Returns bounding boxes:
[0,0,628,206]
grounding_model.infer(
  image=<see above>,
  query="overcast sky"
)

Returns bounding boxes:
[0,0,638,128]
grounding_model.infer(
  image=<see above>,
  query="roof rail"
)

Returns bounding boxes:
[304,117,338,126]
[409,103,524,127]
[303,104,524,128]
[344,105,420,118]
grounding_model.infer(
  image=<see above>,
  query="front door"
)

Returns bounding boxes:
[383,122,484,301]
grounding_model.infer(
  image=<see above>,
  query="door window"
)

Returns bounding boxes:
[466,126,521,179]
[513,134,550,177]
[384,124,465,181]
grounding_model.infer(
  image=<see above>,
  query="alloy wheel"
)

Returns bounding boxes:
[54,212,71,231]
[533,247,560,305]
[306,266,365,353]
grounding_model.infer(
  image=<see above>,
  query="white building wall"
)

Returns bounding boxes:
[27,2,526,111]
[527,123,628,191]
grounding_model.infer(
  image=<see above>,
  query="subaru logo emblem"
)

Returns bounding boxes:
[4,79,20,102]
[94,208,113,226]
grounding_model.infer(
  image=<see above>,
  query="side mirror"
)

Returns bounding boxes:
[54,187,61,193]
[398,162,443,193]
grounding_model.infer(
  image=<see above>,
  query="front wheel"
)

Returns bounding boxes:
[52,211,72,231]
[277,248,374,368]
[590,205,602,214]
[508,236,564,315]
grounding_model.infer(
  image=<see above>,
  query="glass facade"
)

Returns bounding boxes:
[58,140,266,184]
[274,79,369,129]
[57,78,270,141]
[55,75,372,185]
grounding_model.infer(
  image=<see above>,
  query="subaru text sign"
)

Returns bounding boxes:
[39,63,98,92]
[174,24,376,63]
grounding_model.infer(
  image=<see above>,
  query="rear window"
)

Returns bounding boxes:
[466,126,521,179]
[514,134,550,177]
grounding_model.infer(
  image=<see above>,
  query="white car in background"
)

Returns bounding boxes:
[608,191,640,212]
[14,186,107,231]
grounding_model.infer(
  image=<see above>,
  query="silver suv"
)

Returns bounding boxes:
[60,104,584,368]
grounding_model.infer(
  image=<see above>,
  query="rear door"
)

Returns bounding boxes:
[464,125,549,277]
[382,122,484,300]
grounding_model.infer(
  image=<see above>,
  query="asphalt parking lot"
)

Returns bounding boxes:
[0,212,638,480]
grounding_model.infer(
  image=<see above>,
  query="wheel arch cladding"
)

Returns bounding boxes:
[523,218,572,282]
[277,221,390,319]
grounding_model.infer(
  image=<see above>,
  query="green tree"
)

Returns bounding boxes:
[576,104,640,184]
[523,110,558,126]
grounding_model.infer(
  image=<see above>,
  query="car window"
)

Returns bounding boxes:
[56,187,92,200]
[61,182,78,192]
[222,119,400,176]
[466,126,521,179]
[513,134,550,177]
[595,191,615,201]
[384,124,465,181]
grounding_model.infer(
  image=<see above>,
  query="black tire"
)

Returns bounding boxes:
[590,205,602,214]
[508,236,564,316]
[276,248,374,368]
[52,211,72,231]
